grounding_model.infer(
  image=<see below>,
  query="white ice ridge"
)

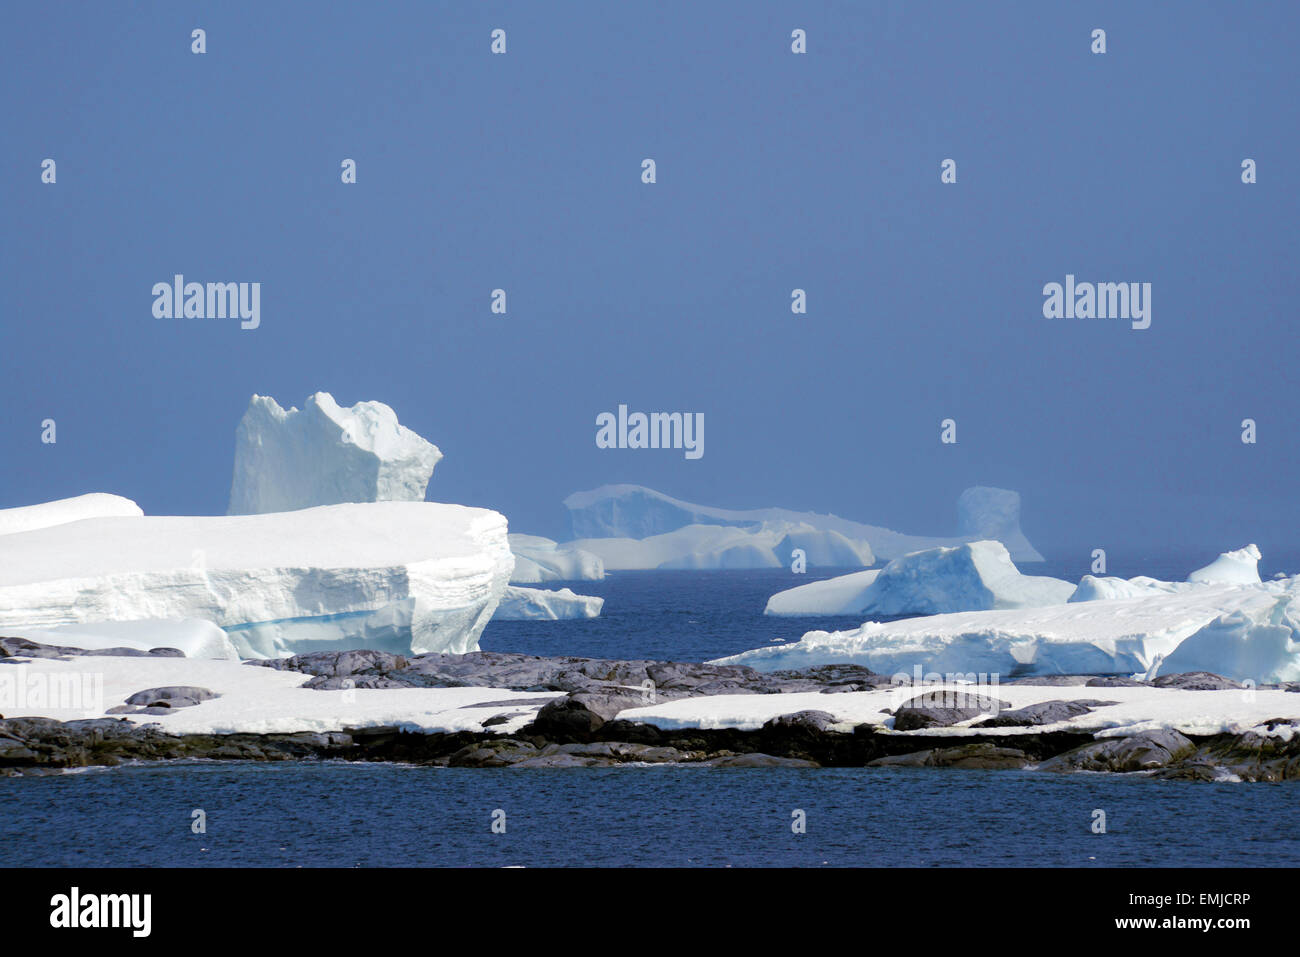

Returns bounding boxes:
[228,392,442,515]
[1187,544,1263,585]
[721,574,1300,684]
[571,521,874,571]
[0,493,142,536]
[765,541,1074,617]
[493,586,604,621]
[1068,544,1265,602]
[0,501,513,659]
[563,484,1044,563]
[508,534,604,583]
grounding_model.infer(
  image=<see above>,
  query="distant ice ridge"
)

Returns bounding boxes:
[0,493,142,536]
[571,521,874,571]
[508,534,604,583]
[494,586,604,621]
[1187,544,1262,585]
[0,502,513,659]
[1069,545,1264,601]
[563,483,1043,564]
[765,541,1073,617]
[228,392,442,515]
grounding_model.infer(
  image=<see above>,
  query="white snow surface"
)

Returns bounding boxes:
[494,585,604,620]
[563,484,1043,562]
[722,576,1300,684]
[765,541,1072,617]
[572,521,874,571]
[11,619,239,660]
[0,655,561,735]
[228,392,442,515]
[616,682,1300,740]
[1188,544,1263,585]
[0,493,143,536]
[507,534,604,583]
[0,501,513,659]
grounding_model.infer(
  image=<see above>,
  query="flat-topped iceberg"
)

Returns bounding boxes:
[721,575,1300,684]
[228,392,442,515]
[508,534,604,583]
[563,483,1043,563]
[572,520,874,571]
[765,541,1073,617]
[0,493,142,536]
[494,586,604,620]
[0,501,512,659]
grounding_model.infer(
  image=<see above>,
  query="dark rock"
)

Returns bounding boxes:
[1004,675,1093,686]
[1038,729,1195,773]
[1085,676,1149,687]
[892,691,1011,731]
[530,697,606,736]
[702,753,819,768]
[124,686,218,707]
[761,710,838,733]
[974,699,1117,728]
[1152,671,1244,691]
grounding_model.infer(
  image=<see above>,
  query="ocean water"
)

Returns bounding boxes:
[4,761,1299,867]
[6,557,1300,869]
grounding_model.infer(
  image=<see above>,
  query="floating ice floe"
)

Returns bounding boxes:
[722,573,1300,684]
[563,483,1043,564]
[765,541,1073,617]
[0,501,513,659]
[507,534,604,583]
[227,392,442,515]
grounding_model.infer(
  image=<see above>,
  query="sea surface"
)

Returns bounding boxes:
[5,556,1300,868]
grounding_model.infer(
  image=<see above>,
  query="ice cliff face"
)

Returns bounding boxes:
[0,502,513,659]
[228,392,442,515]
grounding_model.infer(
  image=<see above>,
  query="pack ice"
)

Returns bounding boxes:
[765,541,1073,617]
[563,483,1043,564]
[0,502,513,659]
[228,392,442,515]
[722,547,1300,684]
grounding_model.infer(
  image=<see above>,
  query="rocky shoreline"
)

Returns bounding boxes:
[3,642,1300,781]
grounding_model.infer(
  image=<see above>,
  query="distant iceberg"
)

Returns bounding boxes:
[508,534,604,583]
[228,392,442,515]
[563,483,1043,565]
[571,521,874,571]
[765,541,1073,617]
[494,585,604,621]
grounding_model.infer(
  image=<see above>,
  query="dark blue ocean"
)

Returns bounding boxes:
[5,556,1300,868]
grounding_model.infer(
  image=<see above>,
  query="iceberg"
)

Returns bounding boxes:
[228,392,442,515]
[493,586,604,621]
[563,483,1043,563]
[571,521,873,571]
[0,501,512,659]
[508,534,604,583]
[765,541,1073,617]
[0,493,142,536]
[720,576,1300,681]
[1068,545,1265,602]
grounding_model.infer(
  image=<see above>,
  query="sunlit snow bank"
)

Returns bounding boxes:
[227,392,442,515]
[722,576,1300,684]
[508,534,604,583]
[765,541,1072,617]
[0,502,513,659]
[0,494,142,536]
[563,483,1043,563]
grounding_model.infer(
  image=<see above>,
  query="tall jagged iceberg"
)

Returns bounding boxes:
[228,392,442,515]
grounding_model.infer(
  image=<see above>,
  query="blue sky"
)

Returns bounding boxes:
[3,1,1297,557]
